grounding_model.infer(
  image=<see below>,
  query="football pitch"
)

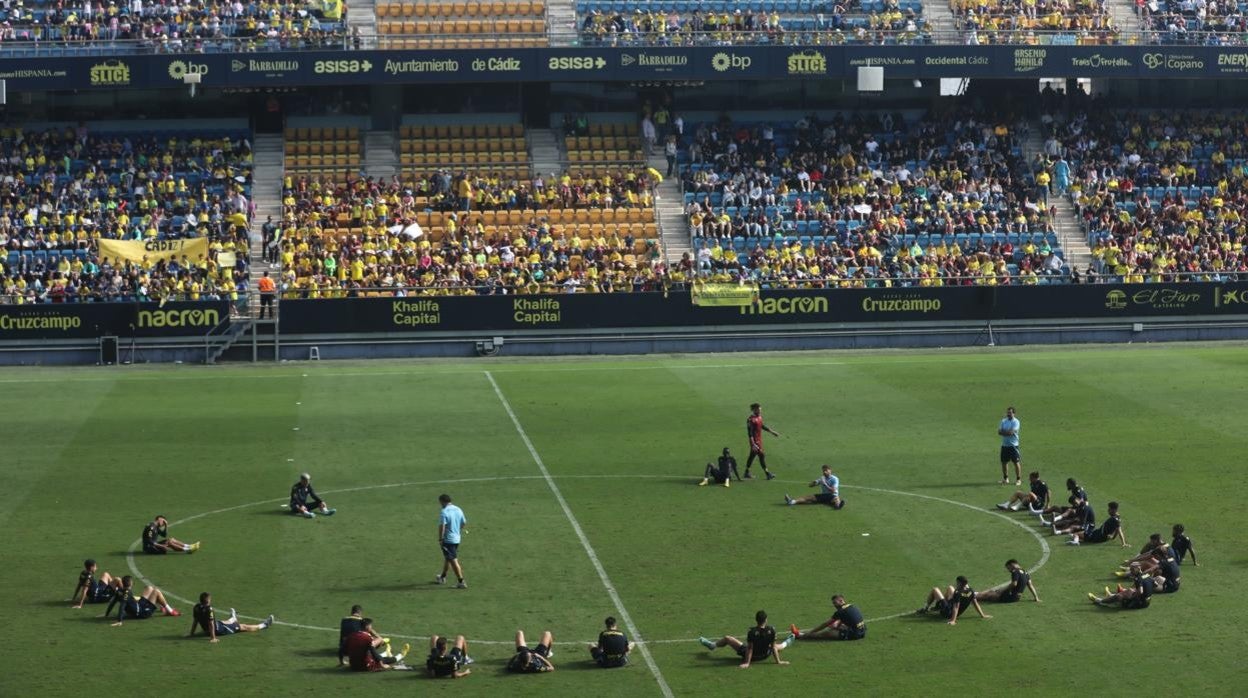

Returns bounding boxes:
[1,344,1244,697]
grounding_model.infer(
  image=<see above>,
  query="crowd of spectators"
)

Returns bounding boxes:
[678,110,1062,287]
[0,0,350,52]
[0,126,253,304]
[578,1,929,46]
[1042,109,1248,281]
[952,0,1118,45]
[273,169,670,297]
[1137,0,1248,45]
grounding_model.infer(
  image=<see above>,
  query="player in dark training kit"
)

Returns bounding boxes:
[71,559,119,608]
[996,471,1050,512]
[289,473,336,518]
[507,630,555,674]
[1067,501,1128,547]
[426,634,472,679]
[189,592,273,642]
[1089,563,1154,609]
[977,560,1041,603]
[1171,524,1199,566]
[916,576,992,625]
[699,610,790,669]
[588,616,633,668]
[786,595,866,641]
[744,403,780,480]
[104,575,180,625]
[339,605,387,666]
[699,447,742,487]
[141,515,199,554]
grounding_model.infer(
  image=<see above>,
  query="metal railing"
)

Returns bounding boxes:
[9,27,1248,53]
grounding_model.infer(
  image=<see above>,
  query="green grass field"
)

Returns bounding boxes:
[2,345,1244,697]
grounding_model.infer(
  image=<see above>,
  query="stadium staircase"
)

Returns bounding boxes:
[546,0,578,44]
[1022,125,1093,271]
[1106,0,1140,34]
[365,131,399,180]
[922,0,959,36]
[204,319,254,364]
[345,0,376,46]
[527,128,562,180]
[647,150,690,265]
[250,134,285,319]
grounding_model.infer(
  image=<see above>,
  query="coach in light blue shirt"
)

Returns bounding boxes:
[998,406,1022,485]
[436,494,468,589]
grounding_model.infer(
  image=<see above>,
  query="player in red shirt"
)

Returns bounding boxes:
[745,403,781,480]
[344,618,410,672]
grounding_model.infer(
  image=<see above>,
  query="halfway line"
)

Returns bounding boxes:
[485,370,674,698]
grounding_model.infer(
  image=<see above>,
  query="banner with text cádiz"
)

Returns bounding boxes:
[277,282,1248,335]
[12,45,1248,91]
[98,238,210,265]
[0,301,231,340]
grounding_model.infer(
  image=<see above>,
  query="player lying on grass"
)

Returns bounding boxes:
[1118,543,1183,592]
[290,473,336,518]
[190,592,274,643]
[1065,501,1128,547]
[339,605,387,666]
[698,610,790,669]
[975,560,1041,603]
[996,471,1050,512]
[426,634,473,679]
[71,559,119,608]
[699,447,741,487]
[915,576,992,625]
[588,616,633,668]
[786,595,866,642]
[507,630,555,674]
[142,515,199,554]
[105,575,180,625]
[784,465,845,509]
[1089,563,1154,609]
[343,617,411,671]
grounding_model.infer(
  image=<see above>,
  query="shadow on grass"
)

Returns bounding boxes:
[326,582,451,593]
[41,600,77,608]
[293,647,340,659]
[252,509,295,517]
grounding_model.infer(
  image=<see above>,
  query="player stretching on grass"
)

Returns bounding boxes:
[998,406,1021,486]
[745,403,780,480]
[343,618,411,671]
[698,610,790,669]
[996,471,1050,512]
[507,630,556,674]
[699,447,742,487]
[786,595,866,642]
[71,559,119,608]
[784,465,845,509]
[189,592,274,643]
[976,560,1041,604]
[105,575,180,625]
[435,494,467,589]
[915,576,992,625]
[1171,524,1199,566]
[426,634,473,679]
[1065,501,1128,547]
[142,515,199,554]
[1088,563,1154,609]
[588,616,633,668]
[290,473,336,518]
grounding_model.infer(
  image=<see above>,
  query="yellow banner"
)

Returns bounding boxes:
[98,238,209,265]
[692,282,760,307]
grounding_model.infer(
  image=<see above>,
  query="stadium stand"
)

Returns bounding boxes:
[679,111,1061,286]
[951,0,1119,45]
[0,125,253,304]
[278,123,665,295]
[576,0,928,45]
[377,0,549,48]
[1051,111,1248,282]
[565,123,643,165]
[0,0,348,53]
[284,126,361,180]
[399,123,529,181]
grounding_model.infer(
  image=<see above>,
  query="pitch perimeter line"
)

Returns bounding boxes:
[486,370,675,698]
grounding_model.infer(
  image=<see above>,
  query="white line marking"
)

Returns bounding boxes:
[125,475,1049,649]
[486,370,675,698]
